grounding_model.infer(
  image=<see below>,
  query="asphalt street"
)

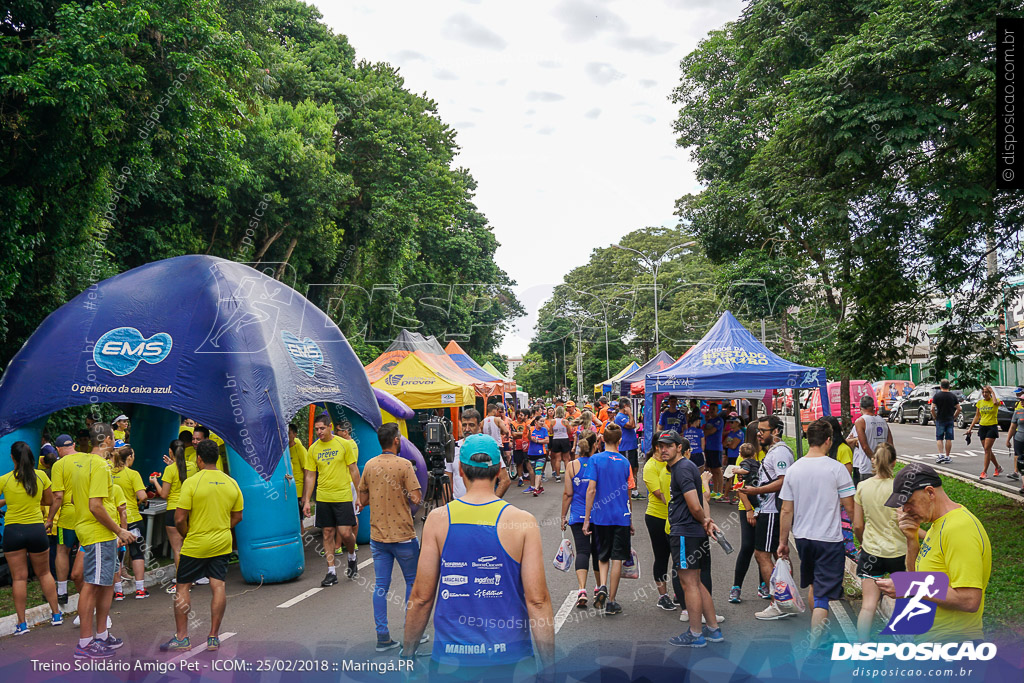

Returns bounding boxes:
[3,422,1000,679]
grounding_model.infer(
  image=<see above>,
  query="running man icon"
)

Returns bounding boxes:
[880,572,949,635]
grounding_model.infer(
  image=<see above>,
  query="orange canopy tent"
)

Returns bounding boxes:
[364,330,503,399]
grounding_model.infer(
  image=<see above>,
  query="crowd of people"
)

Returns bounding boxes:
[0,387,999,672]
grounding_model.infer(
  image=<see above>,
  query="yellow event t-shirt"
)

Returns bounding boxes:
[915,505,991,642]
[113,429,127,442]
[642,458,670,520]
[177,469,244,558]
[307,436,358,503]
[0,469,51,525]
[112,467,146,524]
[853,476,906,559]
[836,443,853,469]
[289,439,311,498]
[163,461,199,511]
[49,455,79,530]
[68,452,118,546]
[975,399,999,427]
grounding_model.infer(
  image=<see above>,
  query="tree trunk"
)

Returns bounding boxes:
[840,373,852,434]
[780,309,793,355]
[275,236,298,280]
[253,228,284,261]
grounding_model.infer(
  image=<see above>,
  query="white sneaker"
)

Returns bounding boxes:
[72,615,112,628]
[194,577,210,586]
[679,610,724,623]
[755,602,791,620]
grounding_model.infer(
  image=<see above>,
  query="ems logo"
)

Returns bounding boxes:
[281,330,324,377]
[94,327,173,376]
[881,572,949,635]
[385,374,404,387]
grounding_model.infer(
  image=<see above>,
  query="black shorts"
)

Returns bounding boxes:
[795,538,845,602]
[705,450,723,469]
[513,449,527,466]
[622,449,639,473]
[690,451,705,469]
[550,438,572,454]
[726,452,738,466]
[1014,439,1024,464]
[124,521,146,562]
[593,524,631,562]
[755,512,781,553]
[315,501,357,528]
[978,425,999,441]
[2,522,49,554]
[177,553,229,584]
[856,552,907,578]
[670,535,712,591]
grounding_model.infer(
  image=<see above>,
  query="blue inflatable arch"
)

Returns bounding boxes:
[0,255,381,583]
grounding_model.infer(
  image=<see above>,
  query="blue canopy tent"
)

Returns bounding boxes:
[615,351,676,396]
[0,255,381,583]
[642,311,829,456]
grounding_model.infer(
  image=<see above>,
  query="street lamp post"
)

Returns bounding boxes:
[613,241,696,350]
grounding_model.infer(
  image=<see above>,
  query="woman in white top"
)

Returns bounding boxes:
[548,407,572,483]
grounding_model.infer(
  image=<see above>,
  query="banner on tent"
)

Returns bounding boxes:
[701,346,769,366]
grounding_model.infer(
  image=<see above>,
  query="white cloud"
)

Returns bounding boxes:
[526,91,566,102]
[584,107,602,119]
[538,60,562,68]
[433,67,459,80]
[551,0,628,41]
[615,34,675,55]
[584,62,625,85]
[639,78,658,88]
[442,13,508,50]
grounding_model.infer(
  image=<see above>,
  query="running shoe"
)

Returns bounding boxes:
[376,637,400,652]
[159,636,191,652]
[679,610,724,623]
[537,486,545,494]
[517,477,525,487]
[936,455,952,465]
[555,476,561,483]
[1008,472,1020,480]
[14,622,28,636]
[522,486,536,494]
[347,558,358,579]
[702,625,724,643]
[994,468,1003,477]
[207,637,220,652]
[594,585,608,610]
[668,630,706,648]
[757,582,771,600]
[710,492,724,502]
[321,571,338,587]
[657,595,676,611]
[75,639,116,659]
[533,490,539,497]
[195,577,210,586]
[604,601,622,615]
[114,591,124,601]
[631,491,646,500]
[57,592,68,607]
[135,589,150,599]
[52,612,63,627]
[755,602,791,620]
[979,472,987,479]
[419,633,430,644]
[166,582,177,594]
[729,586,742,604]
[100,633,123,650]
[576,590,587,609]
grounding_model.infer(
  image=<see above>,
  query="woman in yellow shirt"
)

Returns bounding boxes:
[0,442,62,633]
[641,433,682,611]
[111,445,149,600]
[150,439,197,594]
[966,385,1003,479]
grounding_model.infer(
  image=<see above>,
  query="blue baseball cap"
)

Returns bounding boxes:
[54,434,74,448]
[1015,386,1024,395]
[459,434,501,468]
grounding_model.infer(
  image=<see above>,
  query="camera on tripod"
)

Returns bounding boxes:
[421,414,455,473]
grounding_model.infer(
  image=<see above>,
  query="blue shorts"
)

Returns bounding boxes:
[795,538,845,603]
[57,526,78,548]
[690,451,705,468]
[705,450,723,469]
[934,421,954,441]
[82,539,118,586]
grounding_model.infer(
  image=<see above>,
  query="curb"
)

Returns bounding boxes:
[0,562,176,638]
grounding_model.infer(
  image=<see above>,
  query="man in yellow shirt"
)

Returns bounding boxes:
[303,414,360,586]
[160,438,243,653]
[193,425,228,472]
[877,463,991,642]
[46,433,80,608]
[66,424,135,659]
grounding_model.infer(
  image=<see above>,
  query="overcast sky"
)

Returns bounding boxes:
[313,0,745,356]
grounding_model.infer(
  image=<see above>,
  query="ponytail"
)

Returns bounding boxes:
[112,444,134,470]
[10,441,38,498]
[169,439,187,482]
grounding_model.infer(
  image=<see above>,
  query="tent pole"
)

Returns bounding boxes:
[793,404,804,460]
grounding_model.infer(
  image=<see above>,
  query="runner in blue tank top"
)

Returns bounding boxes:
[561,431,601,608]
[404,435,555,679]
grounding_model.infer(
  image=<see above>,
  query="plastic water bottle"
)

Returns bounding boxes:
[713,529,734,554]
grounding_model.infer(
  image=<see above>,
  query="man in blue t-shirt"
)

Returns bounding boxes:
[702,403,725,500]
[659,396,685,434]
[582,423,633,616]
[525,421,548,496]
[723,416,743,464]
[614,398,640,499]
[683,412,706,470]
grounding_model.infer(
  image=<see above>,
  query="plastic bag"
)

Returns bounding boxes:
[770,558,806,613]
[621,548,640,580]
[552,532,575,572]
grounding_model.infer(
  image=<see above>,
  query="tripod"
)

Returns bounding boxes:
[422,466,452,520]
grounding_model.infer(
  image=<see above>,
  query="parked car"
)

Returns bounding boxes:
[955,386,1018,430]
[800,380,875,429]
[894,384,964,425]
[887,395,908,423]
[873,379,915,417]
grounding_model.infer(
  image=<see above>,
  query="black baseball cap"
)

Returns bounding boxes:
[656,431,682,445]
[54,434,74,448]
[884,463,943,508]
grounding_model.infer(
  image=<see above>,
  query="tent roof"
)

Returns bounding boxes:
[616,351,676,395]
[366,330,502,398]
[445,341,515,393]
[645,311,826,394]
[0,255,380,478]
[594,361,640,394]
[370,351,475,408]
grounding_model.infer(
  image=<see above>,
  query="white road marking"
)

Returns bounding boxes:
[171,631,236,662]
[829,601,858,643]
[553,591,578,634]
[359,558,373,569]
[277,587,322,608]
